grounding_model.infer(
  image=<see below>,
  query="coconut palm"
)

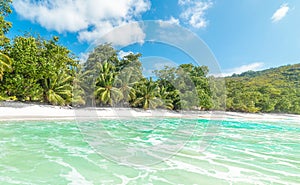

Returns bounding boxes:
[0,52,12,80]
[72,65,94,106]
[133,78,162,109]
[158,85,174,110]
[114,66,142,106]
[44,72,73,106]
[94,62,123,106]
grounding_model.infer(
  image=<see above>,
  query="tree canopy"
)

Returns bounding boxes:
[225,64,300,114]
[0,1,299,114]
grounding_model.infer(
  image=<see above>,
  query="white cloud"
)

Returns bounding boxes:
[158,16,180,27]
[77,21,114,43]
[99,22,146,46]
[214,62,264,77]
[178,0,212,28]
[271,4,289,22]
[13,0,151,43]
[118,50,133,59]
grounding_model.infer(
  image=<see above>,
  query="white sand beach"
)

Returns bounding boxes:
[0,102,300,122]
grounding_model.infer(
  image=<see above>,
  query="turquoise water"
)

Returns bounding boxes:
[0,118,300,185]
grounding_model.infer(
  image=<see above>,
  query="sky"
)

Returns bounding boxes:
[6,0,300,76]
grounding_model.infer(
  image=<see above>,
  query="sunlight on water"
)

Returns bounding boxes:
[0,119,300,185]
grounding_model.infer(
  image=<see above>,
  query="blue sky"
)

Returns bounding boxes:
[6,0,300,76]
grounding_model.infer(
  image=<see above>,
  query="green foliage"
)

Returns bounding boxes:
[1,36,44,100]
[0,1,12,80]
[0,34,298,114]
[157,85,174,110]
[0,52,11,80]
[226,64,300,114]
[84,43,118,72]
[44,71,73,106]
[94,61,123,106]
[208,76,226,110]
[82,44,143,107]
[114,67,138,105]
[0,35,78,104]
[154,64,212,110]
[0,0,12,47]
[133,78,162,109]
[72,66,88,106]
[0,1,298,114]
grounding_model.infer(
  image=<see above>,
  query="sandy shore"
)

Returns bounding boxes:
[0,102,300,122]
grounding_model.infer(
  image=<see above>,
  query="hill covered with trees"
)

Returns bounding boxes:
[226,63,300,114]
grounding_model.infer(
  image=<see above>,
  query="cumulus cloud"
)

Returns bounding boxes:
[13,0,151,43]
[178,0,212,28]
[271,4,289,22]
[118,50,133,59]
[214,62,264,77]
[158,16,180,27]
[98,22,145,46]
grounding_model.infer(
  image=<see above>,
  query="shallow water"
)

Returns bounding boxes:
[0,118,299,185]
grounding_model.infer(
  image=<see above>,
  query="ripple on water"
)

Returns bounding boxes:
[0,119,300,184]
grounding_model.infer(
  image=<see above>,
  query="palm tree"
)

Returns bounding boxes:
[94,62,123,106]
[114,67,140,106]
[0,52,12,80]
[158,85,174,110]
[44,72,73,106]
[72,65,93,106]
[133,78,162,109]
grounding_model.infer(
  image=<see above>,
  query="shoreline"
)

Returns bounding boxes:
[1,102,300,122]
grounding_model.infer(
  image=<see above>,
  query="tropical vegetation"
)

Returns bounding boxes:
[226,64,300,114]
[0,1,299,114]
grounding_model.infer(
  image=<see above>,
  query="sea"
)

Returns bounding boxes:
[0,118,299,184]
